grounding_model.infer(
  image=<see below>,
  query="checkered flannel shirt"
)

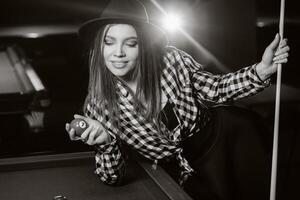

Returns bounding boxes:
[84,46,270,185]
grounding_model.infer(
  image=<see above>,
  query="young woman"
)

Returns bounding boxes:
[65,0,290,199]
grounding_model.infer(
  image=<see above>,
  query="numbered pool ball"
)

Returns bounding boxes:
[53,195,67,200]
[70,118,89,137]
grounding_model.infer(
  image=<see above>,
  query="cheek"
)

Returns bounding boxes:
[128,48,139,62]
[103,47,111,62]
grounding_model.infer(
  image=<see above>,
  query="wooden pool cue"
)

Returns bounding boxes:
[270,0,285,199]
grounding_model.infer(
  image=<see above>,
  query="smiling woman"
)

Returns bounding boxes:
[103,24,139,84]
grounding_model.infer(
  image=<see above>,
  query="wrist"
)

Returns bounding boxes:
[255,62,269,81]
[104,134,112,144]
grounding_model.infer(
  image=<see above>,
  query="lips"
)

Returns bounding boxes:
[111,61,128,68]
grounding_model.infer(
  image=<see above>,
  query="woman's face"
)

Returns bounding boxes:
[103,24,139,81]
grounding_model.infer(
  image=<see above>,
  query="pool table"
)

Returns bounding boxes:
[0,45,49,114]
[0,151,192,200]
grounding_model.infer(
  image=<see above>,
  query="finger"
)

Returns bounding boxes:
[81,125,92,141]
[69,128,78,140]
[86,128,99,145]
[94,131,110,145]
[74,114,86,119]
[273,53,289,61]
[279,38,288,48]
[65,123,70,131]
[268,33,280,50]
[274,58,288,64]
[275,46,290,56]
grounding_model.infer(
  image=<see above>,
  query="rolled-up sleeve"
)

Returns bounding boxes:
[164,46,270,104]
[85,101,126,185]
[94,139,126,185]
[192,64,270,104]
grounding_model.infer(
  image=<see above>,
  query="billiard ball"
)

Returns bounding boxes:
[53,195,67,200]
[70,118,89,137]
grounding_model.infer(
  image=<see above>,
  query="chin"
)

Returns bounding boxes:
[106,64,136,81]
[111,69,129,78]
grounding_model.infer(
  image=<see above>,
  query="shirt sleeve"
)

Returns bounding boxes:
[166,46,270,104]
[192,64,270,104]
[84,100,126,185]
[94,140,126,185]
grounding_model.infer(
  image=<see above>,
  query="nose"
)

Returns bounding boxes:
[114,44,125,57]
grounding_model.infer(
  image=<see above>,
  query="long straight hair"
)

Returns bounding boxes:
[84,23,164,128]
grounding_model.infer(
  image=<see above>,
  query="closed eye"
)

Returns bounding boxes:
[125,40,138,47]
[104,39,114,45]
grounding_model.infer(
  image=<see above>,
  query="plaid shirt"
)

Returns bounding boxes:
[85,46,269,185]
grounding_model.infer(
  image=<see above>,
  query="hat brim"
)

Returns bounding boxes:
[78,18,168,48]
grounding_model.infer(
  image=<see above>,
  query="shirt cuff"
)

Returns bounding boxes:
[94,138,118,154]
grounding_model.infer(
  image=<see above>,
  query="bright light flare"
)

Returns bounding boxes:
[162,13,182,32]
[26,32,39,38]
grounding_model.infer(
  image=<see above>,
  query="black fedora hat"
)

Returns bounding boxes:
[78,0,168,46]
